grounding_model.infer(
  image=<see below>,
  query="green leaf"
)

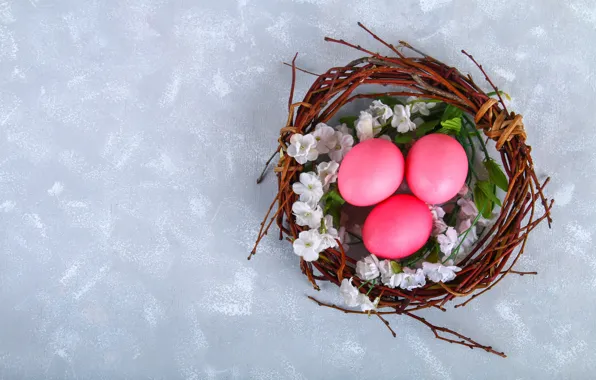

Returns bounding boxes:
[321,188,346,226]
[437,117,462,135]
[425,244,440,263]
[438,105,463,135]
[394,134,413,144]
[477,180,502,207]
[473,183,492,219]
[441,105,464,122]
[376,95,402,108]
[415,119,440,137]
[390,261,402,274]
[339,116,358,129]
[484,159,509,192]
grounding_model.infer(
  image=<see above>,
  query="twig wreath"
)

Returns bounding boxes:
[250,23,553,357]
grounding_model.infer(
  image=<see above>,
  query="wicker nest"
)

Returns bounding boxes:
[251,24,553,357]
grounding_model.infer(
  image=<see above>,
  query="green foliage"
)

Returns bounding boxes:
[473,183,491,219]
[339,116,358,129]
[437,105,463,135]
[394,134,413,144]
[477,180,502,207]
[425,244,440,263]
[390,261,402,274]
[321,187,345,225]
[484,159,509,192]
[415,119,440,137]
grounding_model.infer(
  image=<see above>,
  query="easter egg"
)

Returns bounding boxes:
[362,194,432,259]
[337,138,404,207]
[406,134,468,204]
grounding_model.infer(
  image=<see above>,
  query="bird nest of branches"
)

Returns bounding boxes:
[250,24,553,357]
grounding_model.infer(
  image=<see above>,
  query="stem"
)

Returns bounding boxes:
[443,208,484,263]
[256,150,279,184]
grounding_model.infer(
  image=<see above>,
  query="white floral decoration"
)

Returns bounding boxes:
[378,260,394,284]
[337,226,351,252]
[316,161,339,191]
[391,104,417,133]
[292,201,323,229]
[293,230,323,261]
[368,100,394,123]
[329,131,354,162]
[287,133,319,164]
[319,215,339,250]
[336,123,352,136]
[339,278,360,307]
[398,268,426,290]
[457,197,479,219]
[437,226,458,255]
[356,111,382,141]
[407,96,436,116]
[357,293,377,312]
[355,254,381,281]
[379,134,392,141]
[422,260,461,283]
[429,205,448,237]
[312,123,338,154]
[292,172,324,207]
[384,272,403,288]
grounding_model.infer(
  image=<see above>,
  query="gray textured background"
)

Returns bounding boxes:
[0,0,594,379]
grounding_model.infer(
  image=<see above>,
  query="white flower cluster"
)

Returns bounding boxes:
[352,98,435,142]
[338,254,462,309]
[429,184,492,259]
[288,122,357,262]
[339,278,378,312]
[287,123,354,165]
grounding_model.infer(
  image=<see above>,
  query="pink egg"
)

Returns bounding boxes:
[338,138,404,207]
[362,194,432,259]
[406,134,468,204]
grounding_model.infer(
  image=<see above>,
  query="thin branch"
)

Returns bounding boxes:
[256,150,279,184]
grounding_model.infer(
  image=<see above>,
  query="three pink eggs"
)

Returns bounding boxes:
[337,134,468,260]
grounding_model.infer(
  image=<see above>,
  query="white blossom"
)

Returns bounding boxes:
[429,205,447,237]
[316,161,339,191]
[437,226,458,255]
[312,123,337,154]
[287,133,319,164]
[292,201,323,229]
[413,117,425,127]
[408,96,437,116]
[337,226,351,252]
[336,123,352,135]
[378,260,394,284]
[422,260,461,283]
[368,100,394,123]
[292,172,324,207]
[355,255,381,281]
[457,197,478,219]
[399,268,426,290]
[319,215,339,249]
[293,230,323,261]
[379,134,392,141]
[457,222,478,250]
[356,111,382,141]
[391,104,417,133]
[357,294,377,312]
[329,131,354,162]
[384,272,404,288]
[340,278,360,307]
